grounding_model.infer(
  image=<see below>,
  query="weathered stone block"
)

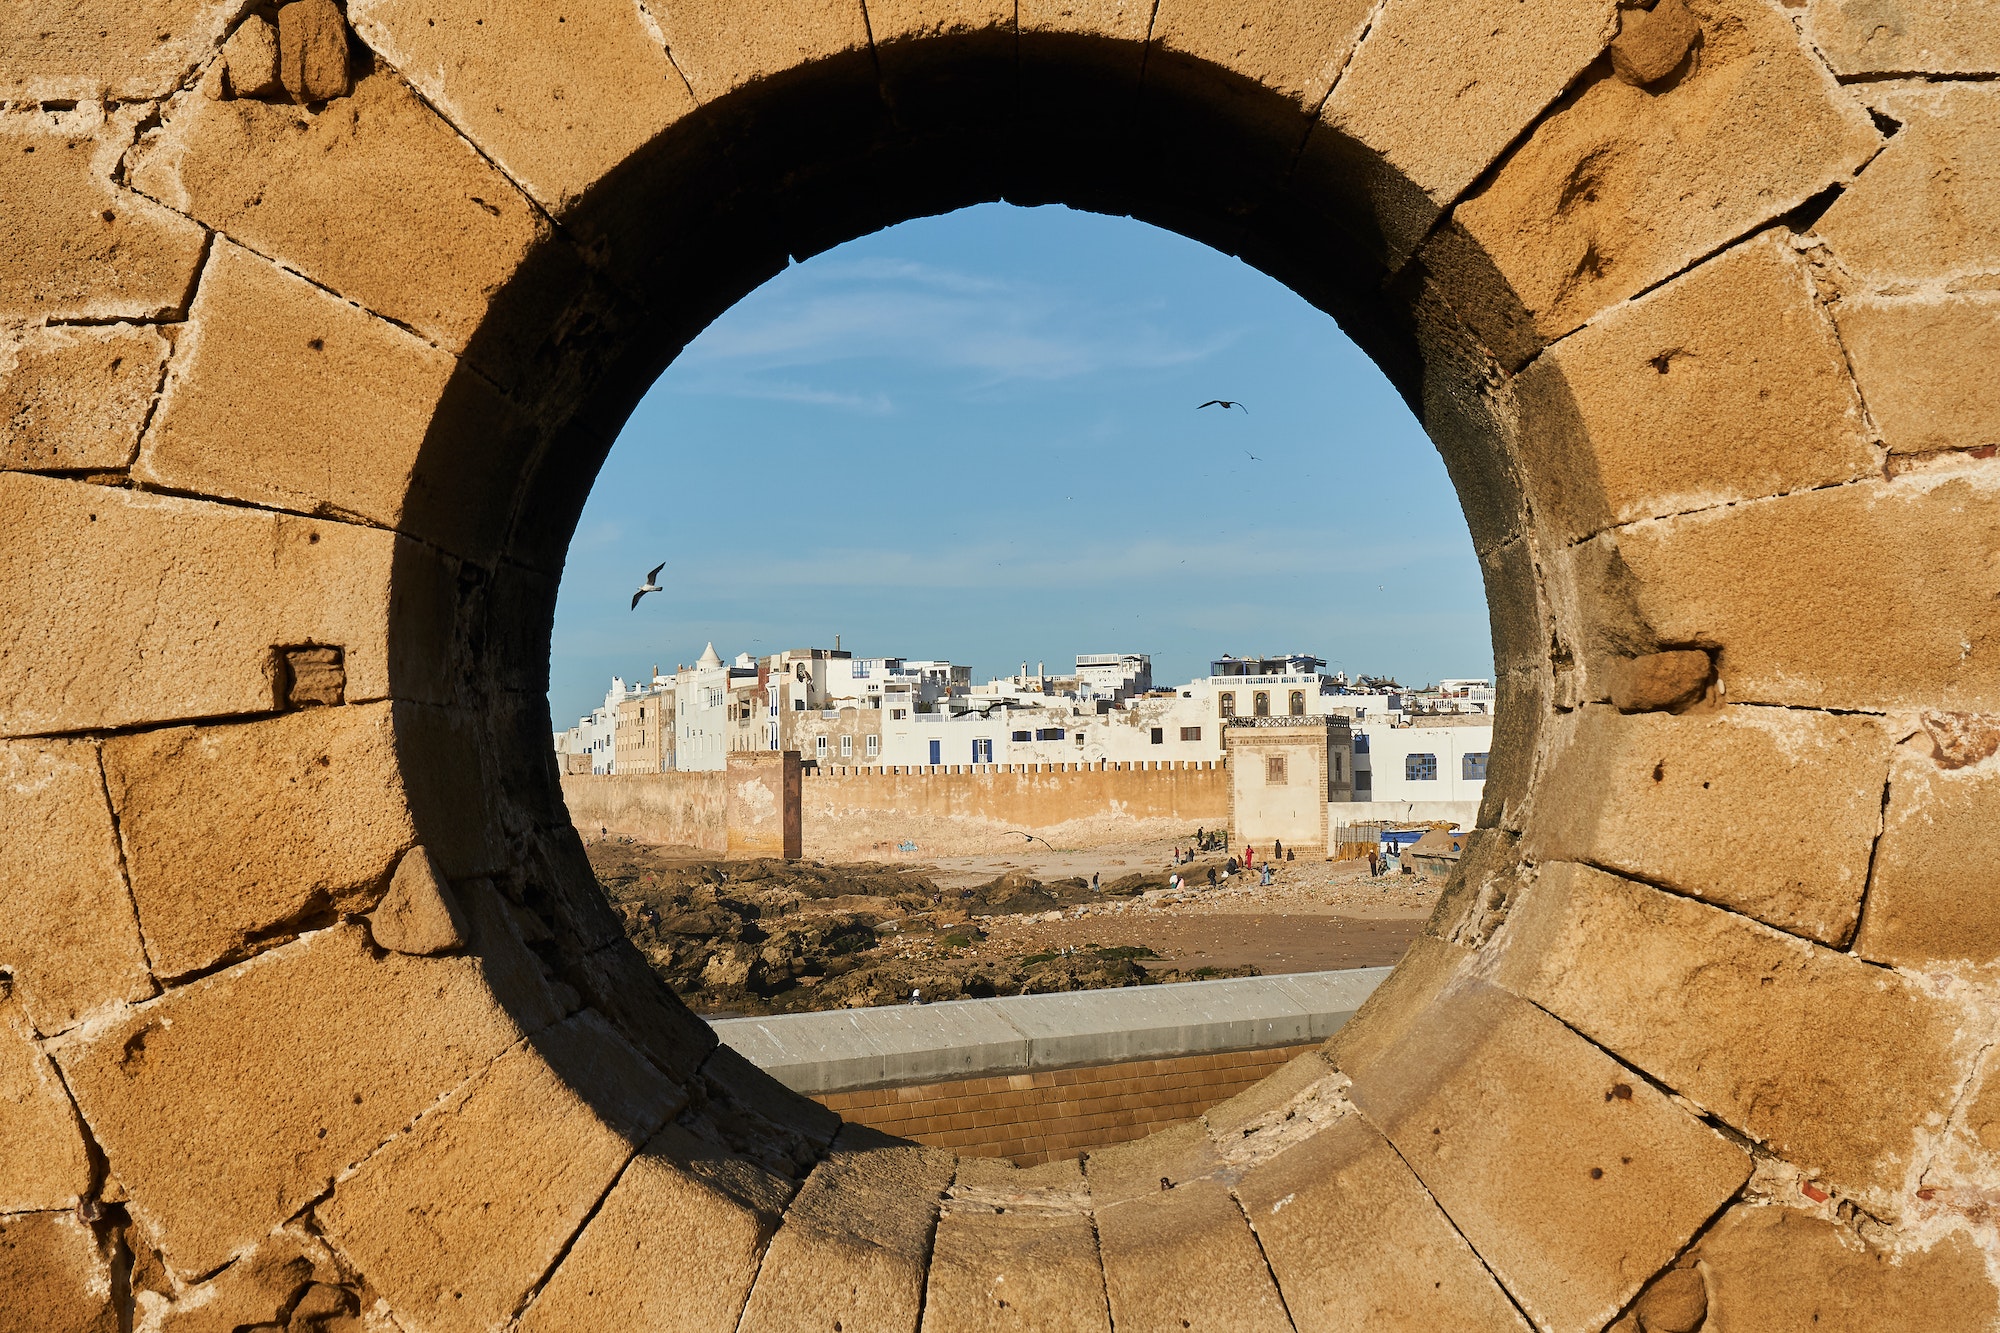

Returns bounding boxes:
[1346,975,1748,1333]
[0,1001,92,1212]
[1817,82,2000,286]
[1513,233,1873,542]
[0,472,438,735]
[369,845,469,956]
[1234,1114,1530,1332]
[0,325,169,473]
[1082,1119,1220,1206]
[278,0,350,102]
[923,1206,1109,1333]
[736,1125,955,1333]
[1602,649,1713,713]
[1324,933,1476,1082]
[520,1121,789,1333]
[136,240,524,563]
[1564,475,2000,713]
[1807,0,2000,77]
[1424,0,1878,365]
[1836,292,2000,457]
[1609,0,1699,84]
[1148,0,1375,114]
[0,110,207,324]
[639,0,870,104]
[0,0,242,101]
[0,1211,116,1333]
[1311,0,1617,263]
[1095,1178,1291,1332]
[1523,704,1892,945]
[0,739,154,1034]
[1494,862,1971,1205]
[1852,729,2000,967]
[279,645,344,707]
[102,703,416,979]
[319,1010,682,1333]
[349,0,696,215]
[130,72,549,360]
[54,924,535,1278]
[1694,1201,2000,1330]
[221,15,281,98]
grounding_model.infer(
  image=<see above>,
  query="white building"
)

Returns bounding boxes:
[1350,720,1492,811]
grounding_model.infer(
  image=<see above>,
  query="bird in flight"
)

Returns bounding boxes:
[1245,450,1262,462]
[630,561,666,610]
[1007,831,1055,851]
[1198,399,1248,413]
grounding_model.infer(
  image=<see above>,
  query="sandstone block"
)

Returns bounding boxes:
[1202,1048,1334,1139]
[1836,292,2000,457]
[1565,475,2000,712]
[922,1206,1108,1333]
[1311,0,1617,263]
[129,72,549,361]
[1424,0,1878,366]
[222,15,282,98]
[1148,0,1375,115]
[1095,1178,1291,1332]
[1324,933,1476,1082]
[54,924,535,1278]
[1817,82,2000,286]
[867,0,1011,52]
[369,846,469,956]
[737,1125,955,1333]
[1081,1119,1220,1206]
[1513,233,1873,542]
[0,110,207,324]
[0,739,154,1034]
[0,324,169,473]
[152,1231,317,1333]
[1807,0,2000,77]
[0,1211,115,1333]
[349,0,696,215]
[1345,975,1749,1333]
[1693,1201,2000,1330]
[102,703,416,978]
[319,1010,683,1333]
[1852,730,2000,967]
[280,645,345,707]
[1522,705,1892,945]
[521,1121,790,1333]
[0,472,443,735]
[629,0,868,105]
[136,240,524,563]
[1603,649,1713,712]
[1494,862,1971,1205]
[278,0,350,102]
[0,1001,92,1212]
[1234,1114,1530,1332]
[0,0,241,101]
[1018,0,1150,45]
[1610,0,1699,84]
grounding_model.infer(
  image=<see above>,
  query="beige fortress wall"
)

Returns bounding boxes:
[568,762,1230,859]
[562,751,801,856]
[800,763,1231,859]
[6,0,2000,1330]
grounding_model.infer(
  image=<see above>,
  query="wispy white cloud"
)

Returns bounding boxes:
[672,256,1238,389]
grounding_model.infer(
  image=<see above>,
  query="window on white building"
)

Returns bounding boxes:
[1037,728,1065,742]
[793,698,805,711]
[1463,752,1489,780]
[1355,769,1372,792]
[1219,692,1236,718]
[840,735,853,757]
[1253,691,1270,717]
[815,736,828,757]
[1354,734,1369,753]
[1265,754,1288,784]
[1407,753,1438,781]
[1180,726,1201,742]
[972,738,993,763]
[1150,727,1163,744]
[1289,690,1305,716]
[866,735,879,757]
[1012,730,1032,741]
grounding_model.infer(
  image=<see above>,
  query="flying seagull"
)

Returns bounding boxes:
[630,562,666,610]
[1197,399,1248,413]
[1007,831,1055,851]
[1245,450,1262,462]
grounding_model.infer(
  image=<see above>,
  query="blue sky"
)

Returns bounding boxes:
[547,204,1490,728]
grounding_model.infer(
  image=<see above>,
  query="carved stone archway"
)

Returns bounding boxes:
[6,0,2000,1328]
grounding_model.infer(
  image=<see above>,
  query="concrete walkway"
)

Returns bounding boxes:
[710,966,1389,1094]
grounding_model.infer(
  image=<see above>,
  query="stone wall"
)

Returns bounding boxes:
[820,1044,1319,1165]
[8,0,2000,1328]
[561,751,800,857]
